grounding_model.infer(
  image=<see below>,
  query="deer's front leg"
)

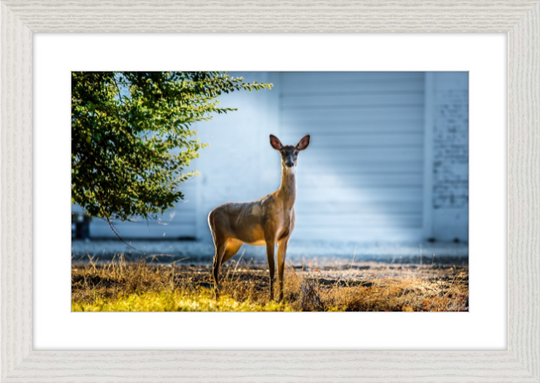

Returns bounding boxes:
[265,240,276,301]
[277,237,289,302]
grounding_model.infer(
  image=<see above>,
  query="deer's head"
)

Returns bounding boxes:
[269,134,310,168]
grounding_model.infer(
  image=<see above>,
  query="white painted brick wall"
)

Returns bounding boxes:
[430,73,469,241]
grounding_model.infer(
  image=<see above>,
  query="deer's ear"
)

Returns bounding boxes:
[269,134,283,150]
[296,135,310,151]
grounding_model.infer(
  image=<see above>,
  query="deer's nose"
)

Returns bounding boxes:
[285,160,294,167]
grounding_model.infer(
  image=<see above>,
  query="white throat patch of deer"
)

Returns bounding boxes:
[208,134,310,302]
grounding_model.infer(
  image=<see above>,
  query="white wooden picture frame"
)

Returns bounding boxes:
[1,1,539,381]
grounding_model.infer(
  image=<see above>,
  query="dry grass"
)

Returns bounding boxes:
[72,255,468,312]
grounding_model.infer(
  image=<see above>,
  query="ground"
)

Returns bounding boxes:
[71,239,469,264]
[71,250,468,312]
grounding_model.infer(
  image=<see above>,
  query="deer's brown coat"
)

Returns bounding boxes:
[208,134,310,301]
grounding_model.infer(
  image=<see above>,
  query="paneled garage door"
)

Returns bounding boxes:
[278,72,425,242]
[86,178,198,239]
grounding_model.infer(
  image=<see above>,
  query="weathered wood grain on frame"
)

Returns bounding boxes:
[1,1,539,382]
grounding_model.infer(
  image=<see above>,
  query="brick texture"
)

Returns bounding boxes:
[432,88,469,210]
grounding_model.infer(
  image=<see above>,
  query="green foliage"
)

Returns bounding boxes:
[72,72,272,221]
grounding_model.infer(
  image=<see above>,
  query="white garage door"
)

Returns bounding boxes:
[86,178,198,239]
[279,72,425,242]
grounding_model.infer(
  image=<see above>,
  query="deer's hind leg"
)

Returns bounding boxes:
[208,209,229,298]
[211,239,227,298]
[220,239,243,266]
[211,239,241,299]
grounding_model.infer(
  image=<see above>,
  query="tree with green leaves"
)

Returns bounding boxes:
[72,72,272,230]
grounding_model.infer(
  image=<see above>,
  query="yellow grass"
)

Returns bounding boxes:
[71,255,468,312]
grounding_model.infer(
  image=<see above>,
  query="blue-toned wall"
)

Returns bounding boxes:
[77,71,469,243]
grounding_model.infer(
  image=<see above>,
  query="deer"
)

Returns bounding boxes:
[207,134,310,302]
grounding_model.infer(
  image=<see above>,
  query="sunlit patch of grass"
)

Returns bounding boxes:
[72,289,295,312]
[71,255,468,312]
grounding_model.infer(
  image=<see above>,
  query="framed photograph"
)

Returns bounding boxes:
[2,1,539,382]
[69,70,470,314]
